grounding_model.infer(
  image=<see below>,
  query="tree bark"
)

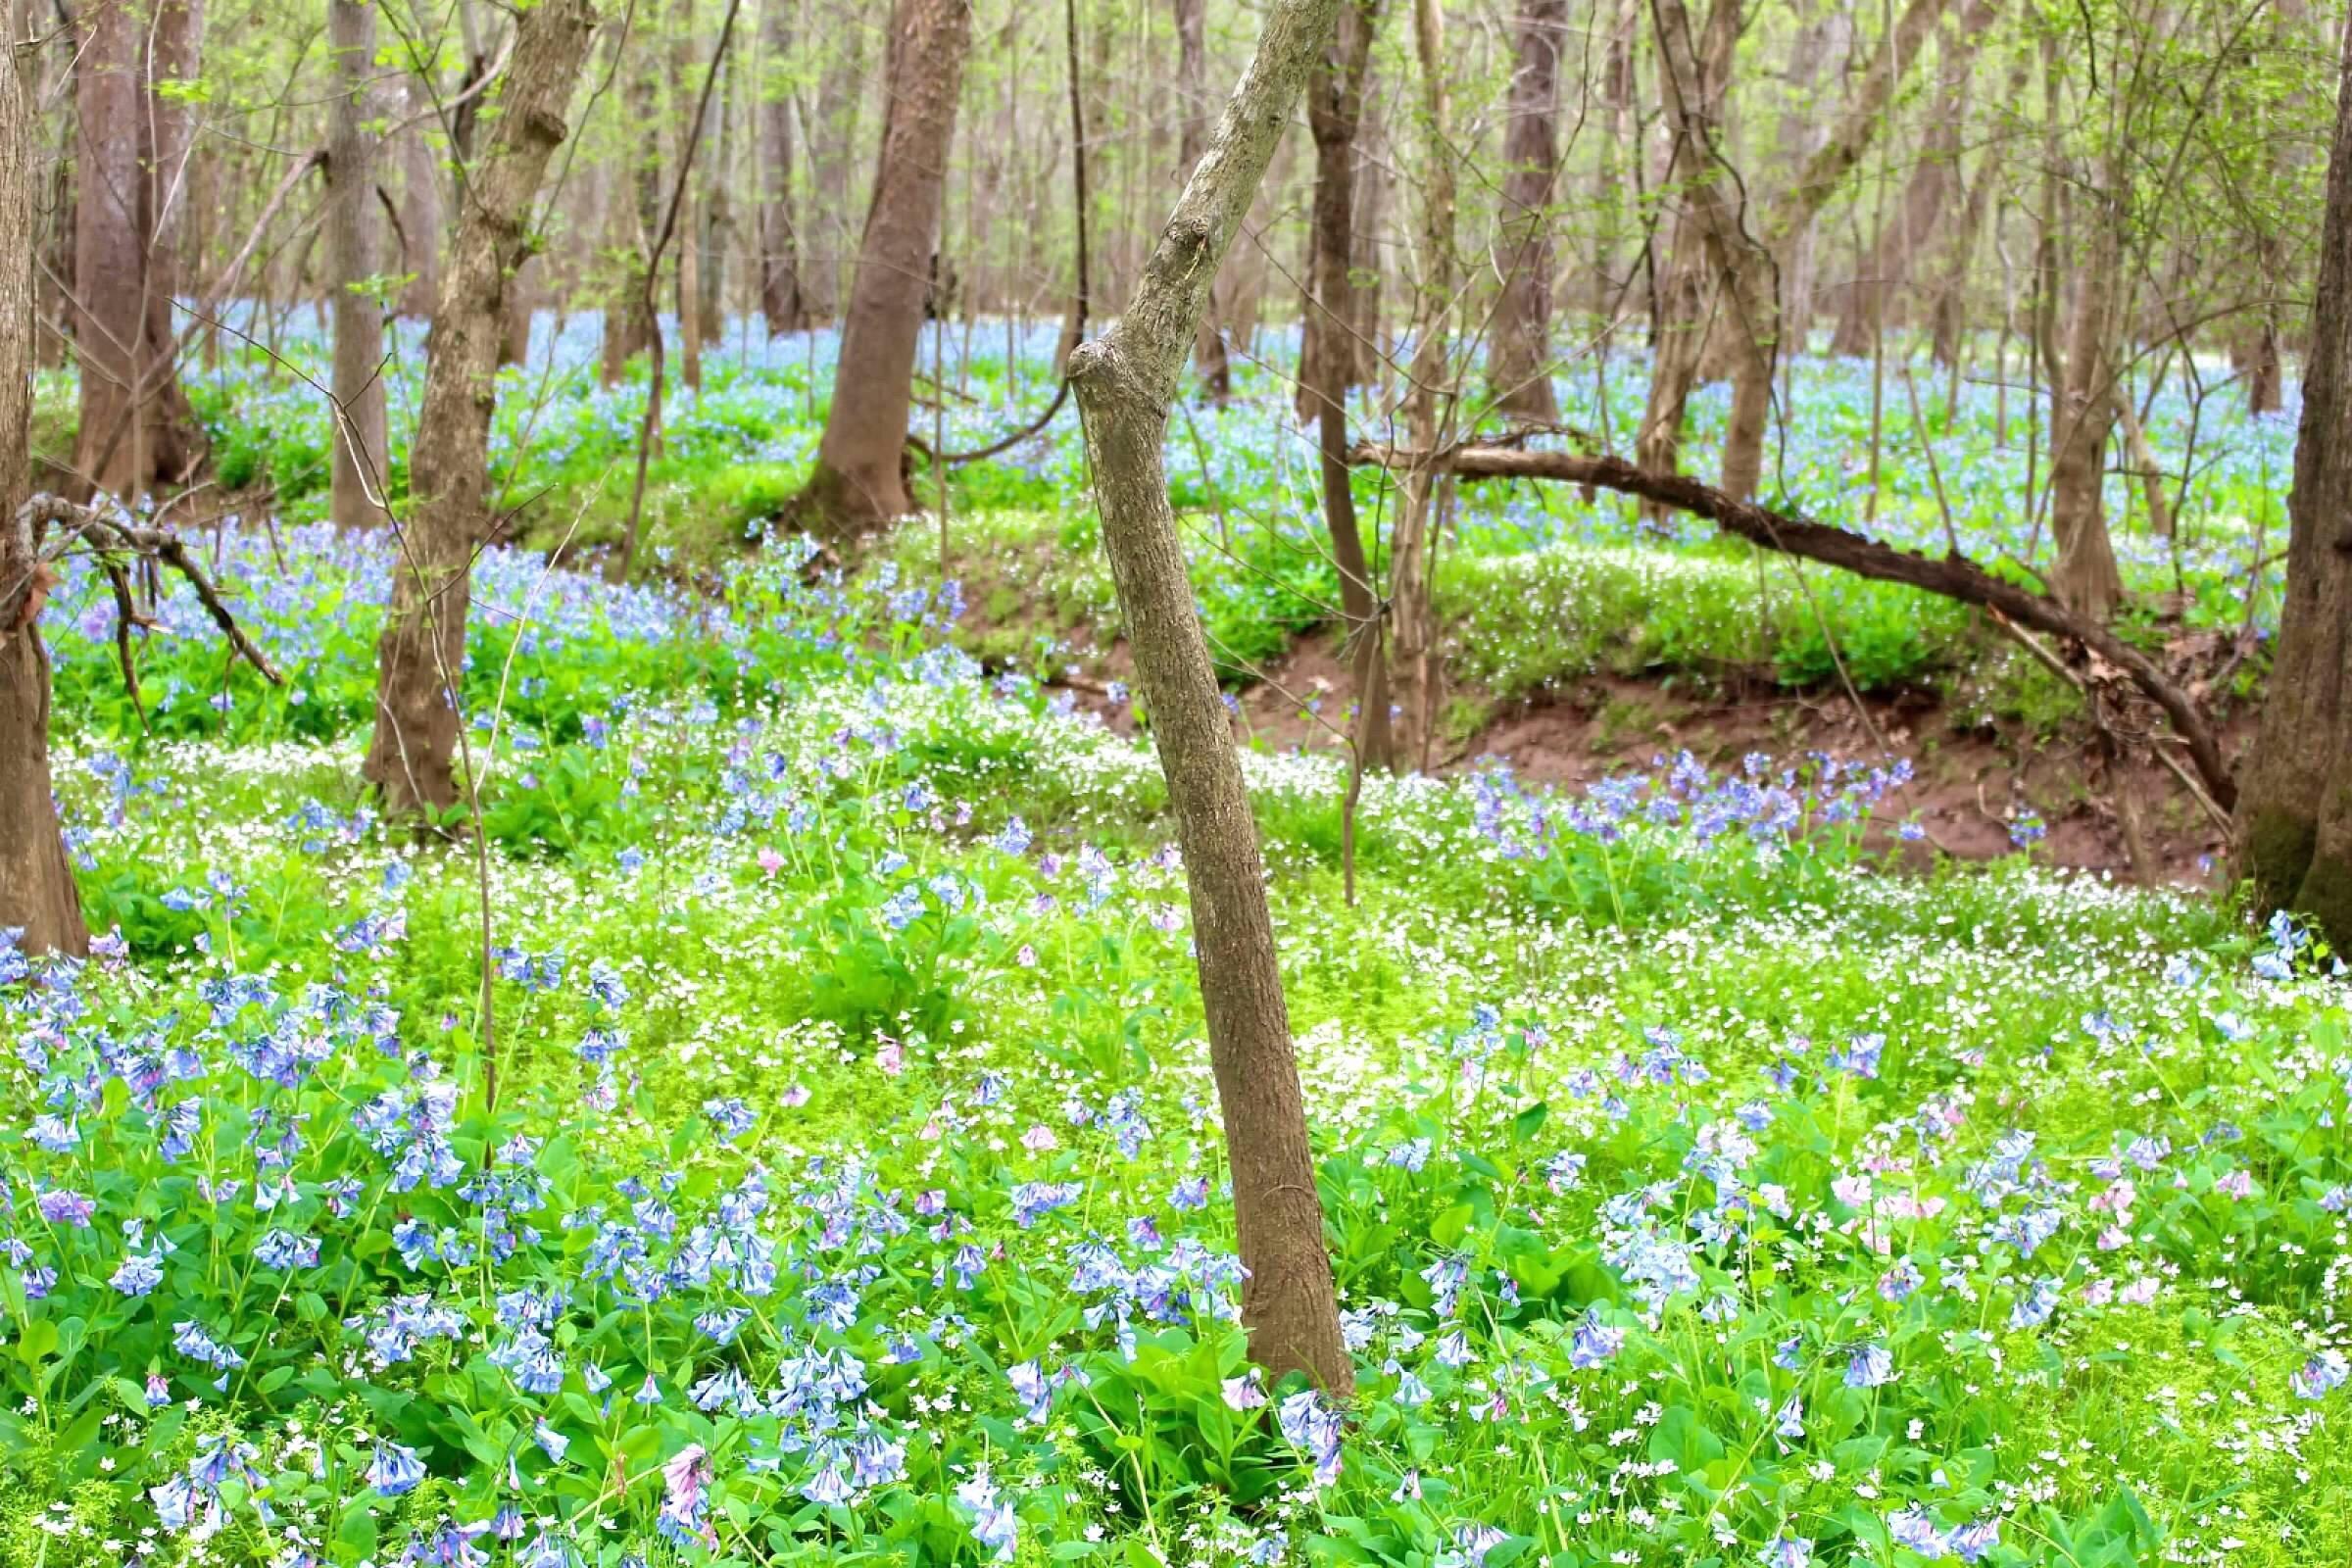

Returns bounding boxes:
[2045,133,2126,616]
[363,0,599,815]
[1487,0,1565,419]
[790,0,970,535]
[1173,0,1230,400]
[1067,0,1354,1396]
[2237,15,2352,948]
[327,0,390,529]
[0,61,89,958]
[603,28,662,385]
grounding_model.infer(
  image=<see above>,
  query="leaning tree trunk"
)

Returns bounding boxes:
[1069,0,1354,1395]
[1173,0,1230,400]
[2238,14,2352,947]
[0,58,89,958]
[363,0,599,815]
[1487,0,1564,419]
[327,0,389,528]
[791,0,970,534]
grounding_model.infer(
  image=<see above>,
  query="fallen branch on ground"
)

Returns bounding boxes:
[1346,441,2237,812]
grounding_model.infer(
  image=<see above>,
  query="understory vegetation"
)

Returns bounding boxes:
[6,330,2347,1565]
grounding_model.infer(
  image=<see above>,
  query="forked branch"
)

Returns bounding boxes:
[4,494,286,688]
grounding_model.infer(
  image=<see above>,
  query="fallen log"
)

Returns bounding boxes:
[1348,440,2237,811]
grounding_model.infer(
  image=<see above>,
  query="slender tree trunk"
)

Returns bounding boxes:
[0,59,88,958]
[760,0,807,331]
[1067,0,1354,1395]
[398,91,446,318]
[1487,0,1564,418]
[2237,13,2352,947]
[1299,0,1386,762]
[1173,0,1230,399]
[327,0,389,528]
[1713,0,1947,499]
[1392,0,1455,768]
[73,0,147,499]
[791,0,970,534]
[2046,196,2125,616]
[1298,3,1379,424]
[140,0,202,477]
[1634,0,1742,507]
[701,50,735,342]
[676,31,707,394]
[1828,0,1998,359]
[808,4,868,322]
[1772,1,1849,363]
[363,0,599,815]
[1929,55,2024,368]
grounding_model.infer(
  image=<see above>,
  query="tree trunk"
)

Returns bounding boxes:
[0,59,89,958]
[1299,1,1387,761]
[2042,49,2126,620]
[1487,0,1564,419]
[676,31,707,394]
[1067,0,1353,1396]
[759,0,807,331]
[791,0,969,535]
[700,50,735,343]
[1173,0,1230,400]
[808,6,868,323]
[363,0,599,815]
[1827,0,1999,360]
[603,33,662,385]
[327,0,389,529]
[1298,3,1379,425]
[1713,0,1947,499]
[1634,0,1743,508]
[1928,56,2023,368]
[398,91,446,318]
[1773,1,1851,362]
[2045,226,2124,616]
[73,0,201,502]
[1391,0,1454,770]
[2237,16,2352,948]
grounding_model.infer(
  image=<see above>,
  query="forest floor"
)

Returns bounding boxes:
[15,317,2352,1568]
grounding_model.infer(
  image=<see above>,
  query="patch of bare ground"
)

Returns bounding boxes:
[1213,632,2241,889]
[956,581,2236,889]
